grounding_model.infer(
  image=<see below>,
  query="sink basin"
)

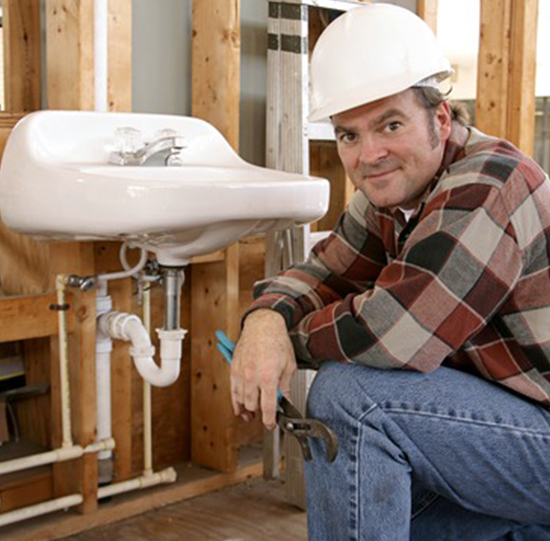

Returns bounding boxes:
[0,111,330,265]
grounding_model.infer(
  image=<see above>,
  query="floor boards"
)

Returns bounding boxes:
[60,479,308,541]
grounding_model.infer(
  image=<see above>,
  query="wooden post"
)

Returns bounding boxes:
[2,0,42,112]
[476,0,538,156]
[108,1,132,112]
[476,0,512,140]
[45,0,133,513]
[191,0,241,472]
[46,0,95,111]
[417,0,439,35]
[506,0,539,155]
[49,244,98,515]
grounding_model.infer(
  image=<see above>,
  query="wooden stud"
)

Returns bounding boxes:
[191,0,241,150]
[2,0,41,112]
[476,0,539,157]
[0,294,74,343]
[476,0,512,139]
[506,0,539,156]
[417,0,439,35]
[190,245,241,472]
[191,0,242,472]
[46,0,95,111]
[108,1,132,112]
[49,243,98,515]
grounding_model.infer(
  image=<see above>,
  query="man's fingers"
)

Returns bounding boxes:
[230,372,244,416]
[260,385,278,430]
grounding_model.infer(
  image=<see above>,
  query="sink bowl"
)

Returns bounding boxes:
[0,111,330,265]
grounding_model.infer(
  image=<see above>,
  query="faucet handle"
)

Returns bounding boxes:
[115,127,143,154]
[155,128,177,139]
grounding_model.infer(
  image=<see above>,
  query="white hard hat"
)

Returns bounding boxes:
[309,3,453,122]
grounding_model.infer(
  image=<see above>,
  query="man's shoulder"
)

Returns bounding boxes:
[439,127,546,193]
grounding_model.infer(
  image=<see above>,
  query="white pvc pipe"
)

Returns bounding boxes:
[94,0,109,112]
[142,284,153,476]
[0,439,115,476]
[56,275,73,449]
[96,285,113,463]
[98,311,186,387]
[0,494,84,528]
[97,467,177,500]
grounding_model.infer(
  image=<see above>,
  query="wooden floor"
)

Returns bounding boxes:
[60,479,308,541]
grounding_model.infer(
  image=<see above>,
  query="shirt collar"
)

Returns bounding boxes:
[391,121,470,223]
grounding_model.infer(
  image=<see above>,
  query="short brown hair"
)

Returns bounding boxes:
[412,87,470,126]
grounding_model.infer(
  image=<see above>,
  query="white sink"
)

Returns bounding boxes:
[0,111,329,265]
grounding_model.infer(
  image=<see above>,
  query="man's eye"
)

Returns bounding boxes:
[339,132,357,143]
[385,121,402,133]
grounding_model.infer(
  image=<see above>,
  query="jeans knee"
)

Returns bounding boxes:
[306,361,372,421]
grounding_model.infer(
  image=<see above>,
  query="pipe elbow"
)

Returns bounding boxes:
[99,311,186,388]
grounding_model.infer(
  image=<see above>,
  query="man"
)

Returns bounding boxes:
[231,4,550,540]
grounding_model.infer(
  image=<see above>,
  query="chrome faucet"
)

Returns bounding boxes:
[110,130,187,166]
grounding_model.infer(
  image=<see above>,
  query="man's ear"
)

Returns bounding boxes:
[436,101,452,142]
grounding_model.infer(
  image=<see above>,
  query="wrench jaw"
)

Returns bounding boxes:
[277,413,339,463]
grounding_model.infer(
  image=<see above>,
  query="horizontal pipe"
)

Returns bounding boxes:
[97,467,177,500]
[0,439,115,476]
[0,494,83,527]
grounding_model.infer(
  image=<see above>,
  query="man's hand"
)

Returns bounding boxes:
[230,309,297,430]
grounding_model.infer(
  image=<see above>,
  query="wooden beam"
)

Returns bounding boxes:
[49,243,98,515]
[417,0,439,35]
[2,0,41,112]
[107,1,132,112]
[191,0,241,149]
[46,0,95,111]
[506,0,539,155]
[476,0,512,139]
[0,294,75,343]
[190,245,241,472]
[191,0,242,473]
[476,0,538,156]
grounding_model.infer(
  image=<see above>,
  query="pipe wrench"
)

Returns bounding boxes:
[216,330,338,463]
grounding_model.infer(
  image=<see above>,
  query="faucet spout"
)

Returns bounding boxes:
[110,136,187,166]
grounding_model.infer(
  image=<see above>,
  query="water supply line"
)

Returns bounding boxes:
[56,275,73,449]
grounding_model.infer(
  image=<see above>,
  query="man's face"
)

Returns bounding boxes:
[332,89,452,210]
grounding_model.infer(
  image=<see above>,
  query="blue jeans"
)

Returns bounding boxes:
[304,362,550,540]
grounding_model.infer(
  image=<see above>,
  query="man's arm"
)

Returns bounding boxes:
[231,191,387,428]
[290,184,523,371]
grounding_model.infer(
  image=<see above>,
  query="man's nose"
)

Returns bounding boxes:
[358,136,389,165]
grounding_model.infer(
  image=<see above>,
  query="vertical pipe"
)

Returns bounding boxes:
[163,269,183,331]
[56,275,73,448]
[94,0,109,112]
[142,282,153,476]
[95,280,114,482]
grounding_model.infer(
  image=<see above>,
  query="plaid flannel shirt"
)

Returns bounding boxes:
[246,122,550,407]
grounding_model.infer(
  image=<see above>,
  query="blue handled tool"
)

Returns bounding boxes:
[216,330,338,463]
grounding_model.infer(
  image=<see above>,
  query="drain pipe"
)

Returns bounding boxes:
[95,279,114,483]
[98,267,187,388]
[97,270,178,501]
